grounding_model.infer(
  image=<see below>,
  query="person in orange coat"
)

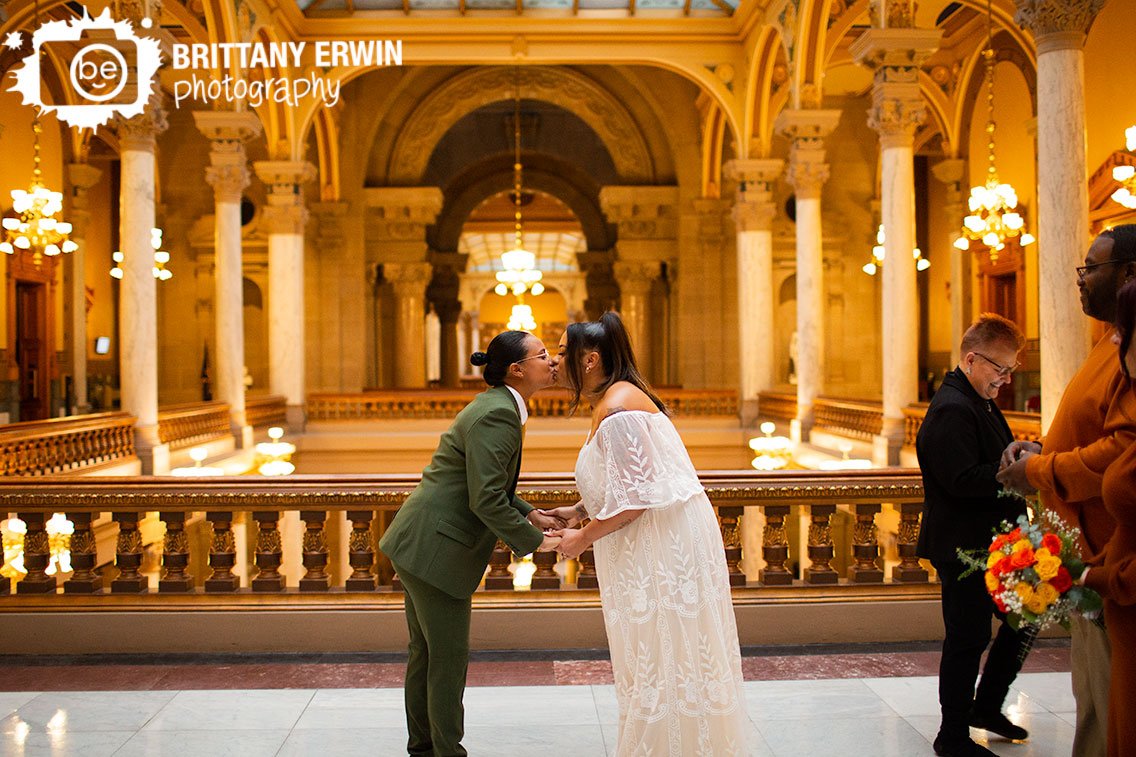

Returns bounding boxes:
[998,224,1136,756]
[1083,278,1136,757]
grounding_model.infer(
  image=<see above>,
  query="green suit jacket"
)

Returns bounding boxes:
[379,385,544,598]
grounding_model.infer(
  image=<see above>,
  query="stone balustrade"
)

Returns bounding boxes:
[0,469,928,600]
[0,413,138,476]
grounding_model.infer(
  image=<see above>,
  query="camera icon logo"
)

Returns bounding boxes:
[10,9,161,131]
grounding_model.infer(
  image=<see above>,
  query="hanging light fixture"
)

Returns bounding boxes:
[863,224,930,276]
[110,227,173,281]
[496,67,544,332]
[1111,126,1136,209]
[0,118,77,266]
[955,0,1035,263]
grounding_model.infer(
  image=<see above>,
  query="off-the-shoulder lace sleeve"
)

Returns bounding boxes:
[591,411,704,520]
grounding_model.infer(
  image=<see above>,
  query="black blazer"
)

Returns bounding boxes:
[915,368,1026,564]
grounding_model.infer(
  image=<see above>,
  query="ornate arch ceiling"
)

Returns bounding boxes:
[297,0,738,15]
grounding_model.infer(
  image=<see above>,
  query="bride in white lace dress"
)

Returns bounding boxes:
[543,312,748,756]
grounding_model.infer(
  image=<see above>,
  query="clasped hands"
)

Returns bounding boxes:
[995,440,1042,495]
[526,504,589,559]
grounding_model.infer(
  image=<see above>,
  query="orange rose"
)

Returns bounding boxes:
[1009,546,1036,570]
[993,556,1014,576]
[1042,533,1062,555]
[991,534,1011,552]
[987,552,1007,570]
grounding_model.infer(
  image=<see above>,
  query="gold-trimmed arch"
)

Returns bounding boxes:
[744,24,783,158]
[700,96,726,197]
[793,0,835,107]
[384,66,655,185]
[312,106,340,201]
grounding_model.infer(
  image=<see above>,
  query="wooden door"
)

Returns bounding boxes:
[15,281,49,421]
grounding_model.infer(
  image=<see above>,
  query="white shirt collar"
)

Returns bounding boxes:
[504,384,528,425]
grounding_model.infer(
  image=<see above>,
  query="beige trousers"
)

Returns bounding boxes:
[1070,614,1111,757]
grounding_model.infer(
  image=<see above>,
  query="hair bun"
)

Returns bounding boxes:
[470,351,489,367]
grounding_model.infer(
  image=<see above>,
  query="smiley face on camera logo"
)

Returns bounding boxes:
[9,9,162,131]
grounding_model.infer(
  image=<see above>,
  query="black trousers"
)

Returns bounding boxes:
[934,559,1027,741]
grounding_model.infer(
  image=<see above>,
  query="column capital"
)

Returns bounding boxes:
[1014,0,1106,51]
[774,109,841,142]
[254,160,317,194]
[723,158,784,192]
[196,112,261,204]
[852,29,940,145]
[364,187,443,240]
[850,28,941,71]
[385,262,433,298]
[67,163,102,192]
[731,200,777,232]
[599,186,679,239]
[113,100,168,152]
[261,204,308,236]
[613,260,661,286]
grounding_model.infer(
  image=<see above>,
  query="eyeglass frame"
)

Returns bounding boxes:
[513,349,550,365]
[1076,259,1121,278]
[971,351,1020,377]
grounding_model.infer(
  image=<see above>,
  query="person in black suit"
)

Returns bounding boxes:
[916,313,1030,757]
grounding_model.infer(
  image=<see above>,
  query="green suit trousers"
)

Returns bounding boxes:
[396,563,473,757]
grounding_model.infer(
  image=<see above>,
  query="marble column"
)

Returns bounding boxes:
[66,163,101,415]
[254,161,315,432]
[931,158,970,368]
[1015,0,1105,431]
[775,110,841,442]
[853,28,940,464]
[114,106,169,474]
[386,262,433,388]
[724,159,783,426]
[195,111,262,448]
[613,261,660,374]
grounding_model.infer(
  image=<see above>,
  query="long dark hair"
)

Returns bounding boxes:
[471,330,530,387]
[1117,278,1136,379]
[562,311,667,415]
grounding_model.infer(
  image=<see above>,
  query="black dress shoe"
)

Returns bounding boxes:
[933,735,998,756]
[969,710,1029,741]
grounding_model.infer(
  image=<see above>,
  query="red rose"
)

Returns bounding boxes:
[991,534,1011,552]
[994,595,1009,613]
[1009,547,1036,570]
[1042,534,1062,555]
[1051,566,1073,593]
[1007,528,1022,542]
[993,557,1014,576]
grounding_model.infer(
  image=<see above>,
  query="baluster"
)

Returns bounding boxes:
[345,510,378,591]
[529,550,560,590]
[576,547,598,589]
[849,504,884,583]
[804,505,838,584]
[894,502,929,582]
[484,539,515,590]
[64,512,102,593]
[111,512,147,593]
[159,511,193,592]
[718,506,746,587]
[251,511,285,592]
[299,510,329,591]
[16,513,56,593]
[759,505,793,585]
[204,511,239,592]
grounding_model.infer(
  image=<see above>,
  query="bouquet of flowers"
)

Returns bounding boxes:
[959,497,1102,634]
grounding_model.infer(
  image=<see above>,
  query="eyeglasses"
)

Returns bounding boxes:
[514,350,550,364]
[973,351,1020,378]
[1076,260,1120,278]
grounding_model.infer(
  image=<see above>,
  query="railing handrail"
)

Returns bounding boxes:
[0,411,136,439]
[156,400,230,419]
[0,468,925,513]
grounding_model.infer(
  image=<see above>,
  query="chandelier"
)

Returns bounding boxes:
[862,224,930,276]
[954,1,1035,263]
[748,422,793,471]
[111,227,173,281]
[1111,126,1136,209]
[496,68,543,332]
[0,119,77,266]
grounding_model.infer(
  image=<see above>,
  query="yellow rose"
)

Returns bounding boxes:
[985,571,1000,593]
[1036,581,1060,607]
[987,552,1006,569]
[1025,593,1049,614]
[1012,539,1033,554]
[1035,548,1052,560]
[1035,554,1062,581]
[1014,583,1034,603]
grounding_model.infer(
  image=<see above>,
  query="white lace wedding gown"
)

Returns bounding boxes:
[575,410,748,756]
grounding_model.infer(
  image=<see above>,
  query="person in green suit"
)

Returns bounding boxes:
[379,330,563,757]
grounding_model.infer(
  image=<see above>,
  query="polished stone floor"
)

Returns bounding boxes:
[0,644,1076,756]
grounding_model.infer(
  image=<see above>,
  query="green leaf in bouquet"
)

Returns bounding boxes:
[1079,588,1103,615]
[956,547,988,578]
[1007,614,1022,631]
[1022,567,1039,583]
